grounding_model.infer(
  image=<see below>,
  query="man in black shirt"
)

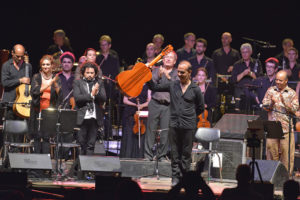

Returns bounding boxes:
[147,60,204,186]
[275,38,294,69]
[1,44,32,119]
[96,35,120,140]
[188,38,216,85]
[231,43,263,113]
[176,33,196,66]
[212,32,240,95]
[212,32,240,75]
[250,57,278,120]
[1,44,32,149]
[285,47,300,90]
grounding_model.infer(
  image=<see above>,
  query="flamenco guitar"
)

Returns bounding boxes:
[13,54,31,118]
[116,45,173,97]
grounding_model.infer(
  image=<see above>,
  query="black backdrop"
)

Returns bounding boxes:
[2,0,300,74]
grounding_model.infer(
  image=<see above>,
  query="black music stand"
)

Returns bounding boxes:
[40,109,77,179]
[246,120,265,184]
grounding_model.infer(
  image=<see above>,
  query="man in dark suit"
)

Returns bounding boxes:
[73,62,106,155]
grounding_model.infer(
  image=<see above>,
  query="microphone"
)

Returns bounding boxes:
[259,104,271,108]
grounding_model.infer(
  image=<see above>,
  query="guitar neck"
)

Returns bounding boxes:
[25,64,29,78]
[148,54,162,68]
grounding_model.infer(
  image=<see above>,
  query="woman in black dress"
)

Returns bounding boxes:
[120,84,151,158]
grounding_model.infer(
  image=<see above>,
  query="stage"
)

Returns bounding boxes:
[0,156,289,200]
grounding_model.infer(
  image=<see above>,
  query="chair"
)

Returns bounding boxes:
[194,127,222,183]
[1,120,33,160]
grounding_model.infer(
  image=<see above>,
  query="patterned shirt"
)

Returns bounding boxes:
[262,86,299,134]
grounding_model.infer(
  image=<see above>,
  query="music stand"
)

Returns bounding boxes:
[263,120,284,139]
[40,109,77,179]
[246,120,266,184]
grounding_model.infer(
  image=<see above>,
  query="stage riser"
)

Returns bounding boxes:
[120,159,172,178]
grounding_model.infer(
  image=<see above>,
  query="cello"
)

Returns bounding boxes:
[116,45,173,97]
[197,109,211,128]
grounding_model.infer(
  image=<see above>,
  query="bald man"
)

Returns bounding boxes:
[1,44,32,119]
[262,70,299,175]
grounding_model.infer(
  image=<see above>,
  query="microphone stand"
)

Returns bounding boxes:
[263,106,296,176]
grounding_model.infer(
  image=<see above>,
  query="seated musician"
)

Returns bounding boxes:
[231,43,263,113]
[29,55,61,154]
[194,67,217,125]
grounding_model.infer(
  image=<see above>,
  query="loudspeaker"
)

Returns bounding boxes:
[214,113,259,139]
[211,138,246,180]
[0,172,27,187]
[246,159,289,188]
[79,155,121,174]
[8,153,52,170]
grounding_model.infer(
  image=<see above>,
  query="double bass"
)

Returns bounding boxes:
[116,45,173,97]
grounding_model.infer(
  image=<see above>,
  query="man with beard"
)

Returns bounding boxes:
[73,62,106,155]
[188,38,216,85]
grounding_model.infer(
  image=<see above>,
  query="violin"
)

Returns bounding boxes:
[116,45,173,97]
[197,109,211,128]
[133,99,146,135]
[69,96,75,110]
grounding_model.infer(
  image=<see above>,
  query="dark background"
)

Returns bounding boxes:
[2,0,300,73]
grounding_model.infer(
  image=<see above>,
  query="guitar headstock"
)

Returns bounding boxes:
[160,45,174,56]
[24,51,29,64]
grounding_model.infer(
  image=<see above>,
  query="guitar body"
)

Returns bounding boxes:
[116,62,152,97]
[13,84,32,118]
[116,44,173,97]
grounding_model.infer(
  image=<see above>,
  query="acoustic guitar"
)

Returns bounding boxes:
[13,53,31,118]
[116,45,173,97]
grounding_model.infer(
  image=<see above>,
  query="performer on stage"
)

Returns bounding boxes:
[73,62,106,155]
[176,33,196,66]
[285,47,300,90]
[194,67,217,124]
[1,44,32,147]
[96,35,120,140]
[29,55,61,154]
[262,70,299,175]
[188,38,216,85]
[144,51,178,162]
[147,60,204,186]
[250,57,278,120]
[120,83,151,158]
[58,52,76,109]
[46,29,73,55]
[75,48,103,80]
[275,38,294,69]
[231,43,263,113]
[1,44,32,119]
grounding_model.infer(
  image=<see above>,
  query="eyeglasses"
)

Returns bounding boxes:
[178,71,185,74]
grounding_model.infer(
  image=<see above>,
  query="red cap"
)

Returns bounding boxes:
[265,57,279,64]
[60,51,75,63]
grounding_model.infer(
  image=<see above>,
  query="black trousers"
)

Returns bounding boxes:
[78,118,98,155]
[144,100,170,160]
[169,127,194,179]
